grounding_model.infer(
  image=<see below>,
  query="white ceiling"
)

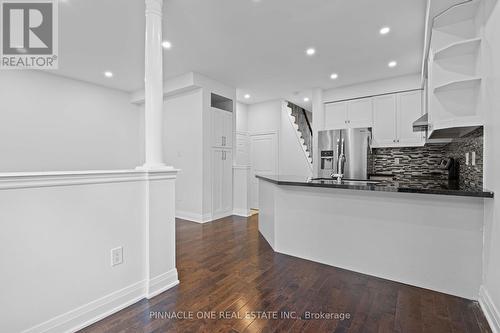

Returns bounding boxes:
[54,0,426,109]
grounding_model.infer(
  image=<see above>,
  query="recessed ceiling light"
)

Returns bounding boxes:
[330,73,339,80]
[104,71,113,78]
[162,40,172,49]
[304,97,310,102]
[306,48,316,56]
[388,61,397,68]
[244,94,251,99]
[379,26,391,35]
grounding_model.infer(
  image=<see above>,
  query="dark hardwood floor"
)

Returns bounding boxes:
[81,215,491,333]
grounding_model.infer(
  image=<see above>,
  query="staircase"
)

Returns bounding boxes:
[286,102,313,165]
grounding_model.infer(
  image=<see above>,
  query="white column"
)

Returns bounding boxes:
[312,88,324,177]
[140,0,169,170]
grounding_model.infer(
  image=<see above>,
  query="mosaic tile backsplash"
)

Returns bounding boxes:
[370,127,483,187]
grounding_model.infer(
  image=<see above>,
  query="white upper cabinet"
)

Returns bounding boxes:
[212,108,233,148]
[324,97,372,130]
[324,102,348,129]
[348,98,373,128]
[372,91,425,148]
[397,91,425,146]
[372,94,398,147]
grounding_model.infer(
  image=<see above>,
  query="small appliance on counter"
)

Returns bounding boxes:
[438,157,459,180]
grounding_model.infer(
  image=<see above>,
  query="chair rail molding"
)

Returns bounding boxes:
[0,169,178,190]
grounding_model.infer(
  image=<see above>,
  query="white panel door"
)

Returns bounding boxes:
[324,102,348,129]
[250,133,278,209]
[348,98,373,128]
[397,91,425,147]
[372,95,397,147]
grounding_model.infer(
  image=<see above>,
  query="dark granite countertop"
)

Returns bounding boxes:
[256,175,494,198]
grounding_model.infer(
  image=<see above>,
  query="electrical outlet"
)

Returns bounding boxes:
[465,152,470,166]
[111,247,123,267]
[471,151,476,166]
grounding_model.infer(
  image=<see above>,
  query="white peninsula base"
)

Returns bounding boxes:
[258,179,486,300]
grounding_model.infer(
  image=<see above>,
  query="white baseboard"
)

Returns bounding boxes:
[479,286,500,333]
[176,210,235,223]
[147,269,179,299]
[23,270,179,333]
[211,211,233,221]
[175,210,212,223]
[23,280,146,333]
[233,209,251,217]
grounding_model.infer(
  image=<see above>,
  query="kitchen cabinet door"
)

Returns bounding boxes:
[222,111,233,148]
[212,149,224,217]
[212,108,233,148]
[397,91,425,147]
[372,94,397,147]
[221,150,233,213]
[348,98,373,128]
[324,102,348,129]
[212,149,233,218]
[212,108,225,147]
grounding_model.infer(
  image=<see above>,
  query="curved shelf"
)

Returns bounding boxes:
[433,0,480,29]
[434,77,481,93]
[434,37,481,60]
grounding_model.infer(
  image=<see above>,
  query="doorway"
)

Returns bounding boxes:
[249,132,278,209]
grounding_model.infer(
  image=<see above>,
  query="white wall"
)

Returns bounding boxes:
[161,89,204,220]
[0,170,178,333]
[0,71,143,172]
[481,0,500,330]
[236,102,249,133]
[247,100,282,134]
[322,74,421,103]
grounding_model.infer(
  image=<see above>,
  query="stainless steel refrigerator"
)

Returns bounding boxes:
[318,128,371,179]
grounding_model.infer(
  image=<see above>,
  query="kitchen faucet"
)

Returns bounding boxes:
[331,138,346,183]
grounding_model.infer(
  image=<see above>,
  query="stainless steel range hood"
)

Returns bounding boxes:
[412,113,481,144]
[412,113,429,132]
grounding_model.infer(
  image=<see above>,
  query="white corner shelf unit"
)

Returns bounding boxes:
[433,37,481,60]
[427,0,484,136]
[433,77,481,93]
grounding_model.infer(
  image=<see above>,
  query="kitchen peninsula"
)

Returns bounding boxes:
[257,174,493,300]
